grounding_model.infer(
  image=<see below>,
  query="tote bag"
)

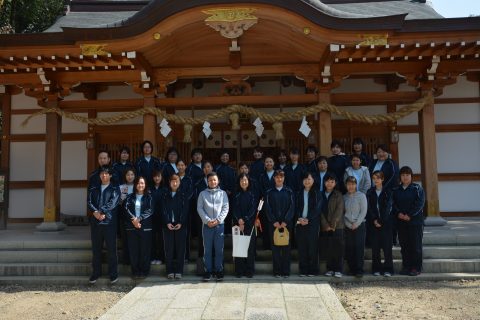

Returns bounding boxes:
[273,227,289,246]
[232,225,253,258]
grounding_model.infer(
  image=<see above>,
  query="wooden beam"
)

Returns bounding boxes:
[317,90,332,156]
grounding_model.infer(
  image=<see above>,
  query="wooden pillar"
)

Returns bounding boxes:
[37,94,66,231]
[317,90,332,156]
[143,95,157,150]
[418,90,446,226]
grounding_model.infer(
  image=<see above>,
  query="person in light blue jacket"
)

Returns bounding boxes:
[197,172,229,281]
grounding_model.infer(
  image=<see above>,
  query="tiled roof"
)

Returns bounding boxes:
[45,0,443,32]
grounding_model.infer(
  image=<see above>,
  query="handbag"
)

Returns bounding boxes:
[273,227,289,246]
[232,225,254,258]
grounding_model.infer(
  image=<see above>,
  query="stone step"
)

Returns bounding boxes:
[1,258,479,276]
[1,246,479,263]
[1,273,480,286]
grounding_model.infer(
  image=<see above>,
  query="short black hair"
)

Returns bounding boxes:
[99,165,112,175]
[290,147,300,155]
[191,148,202,158]
[306,145,318,154]
[207,172,219,180]
[317,155,328,163]
[324,172,337,182]
[253,145,263,153]
[141,140,153,151]
[352,138,364,147]
[376,144,389,153]
[330,139,342,149]
[98,150,110,158]
[399,166,413,176]
[345,176,357,184]
[119,146,130,154]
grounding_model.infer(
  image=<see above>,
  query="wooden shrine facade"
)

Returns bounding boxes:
[0,0,479,228]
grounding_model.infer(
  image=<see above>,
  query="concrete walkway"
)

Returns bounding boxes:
[100,279,351,320]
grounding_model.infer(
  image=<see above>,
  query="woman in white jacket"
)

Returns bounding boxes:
[344,154,371,194]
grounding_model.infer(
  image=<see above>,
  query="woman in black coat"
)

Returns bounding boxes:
[124,176,154,279]
[295,172,322,276]
[162,174,189,280]
[233,173,258,278]
[367,170,394,277]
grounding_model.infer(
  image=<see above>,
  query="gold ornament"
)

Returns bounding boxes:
[357,34,388,46]
[229,112,240,130]
[80,44,110,56]
[203,8,258,39]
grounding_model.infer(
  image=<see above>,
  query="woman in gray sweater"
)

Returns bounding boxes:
[343,176,368,277]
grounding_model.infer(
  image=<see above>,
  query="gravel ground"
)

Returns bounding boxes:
[333,280,480,320]
[0,284,133,320]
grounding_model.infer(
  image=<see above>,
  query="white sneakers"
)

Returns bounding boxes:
[151,260,162,265]
[325,271,334,277]
[373,272,381,276]
[334,272,343,278]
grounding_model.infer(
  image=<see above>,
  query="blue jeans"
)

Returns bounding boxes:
[202,224,224,273]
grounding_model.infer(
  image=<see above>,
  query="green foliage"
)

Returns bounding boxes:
[0,0,65,34]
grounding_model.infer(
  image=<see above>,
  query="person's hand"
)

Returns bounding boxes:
[351,223,357,230]
[398,213,406,220]
[175,224,182,230]
[403,215,411,222]
[273,222,281,228]
[132,218,141,229]
[280,222,287,228]
[167,223,175,230]
[302,218,309,226]
[239,224,244,232]
[93,211,104,221]
[374,220,382,228]
[238,219,244,225]
[207,220,219,228]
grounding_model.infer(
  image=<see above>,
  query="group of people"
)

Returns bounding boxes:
[86,138,425,284]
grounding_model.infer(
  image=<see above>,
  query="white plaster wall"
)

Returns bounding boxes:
[61,141,88,180]
[97,112,143,125]
[435,103,480,125]
[10,142,45,181]
[440,76,479,99]
[280,84,304,95]
[397,83,416,92]
[175,83,193,98]
[61,188,87,216]
[11,91,41,110]
[62,113,88,133]
[332,105,387,120]
[9,189,44,218]
[398,133,421,173]
[192,83,222,97]
[438,181,480,212]
[333,78,385,93]
[11,114,46,134]
[436,132,480,173]
[97,85,143,99]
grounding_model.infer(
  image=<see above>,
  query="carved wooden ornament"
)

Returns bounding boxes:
[203,8,258,39]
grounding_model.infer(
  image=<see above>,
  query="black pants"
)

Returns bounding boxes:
[398,221,423,271]
[118,208,130,265]
[371,223,394,274]
[127,229,152,276]
[234,226,256,276]
[322,229,344,273]
[90,223,118,279]
[260,207,271,250]
[269,226,291,276]
[151,215,165,262]
[344,222,366,275]
[163,226,187,275]
[296,223,319,275]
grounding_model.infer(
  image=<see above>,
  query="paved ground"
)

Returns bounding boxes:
[99,280,351,320]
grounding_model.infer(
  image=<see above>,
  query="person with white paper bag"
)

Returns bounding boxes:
[232,173,257,278]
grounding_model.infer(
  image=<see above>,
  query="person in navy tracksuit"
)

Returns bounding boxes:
[162,174,189,279]
[295,172,322,276]
[350,137,372,168]
[284,148,306,194]
[305,145,318,174]
[215,150,236,234]
[112,146,134,185]
[258,156,276,250]
[327,140,349,194]
[367,170,394,276]
[238,162,261,201]
[392,166,425,276]
[249,146,265,181]
[370,144,400,245]
[265,170,295,278]
[186,148,204,187]
[275,149,288,171]
[177,159,194,261]
[233,173,258,278]
[88,150,119,189]
[87,166,120,284]
[150,170,166,265]
[135,140,164,188]
[162,147,180,184]
[124,176,154,279]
